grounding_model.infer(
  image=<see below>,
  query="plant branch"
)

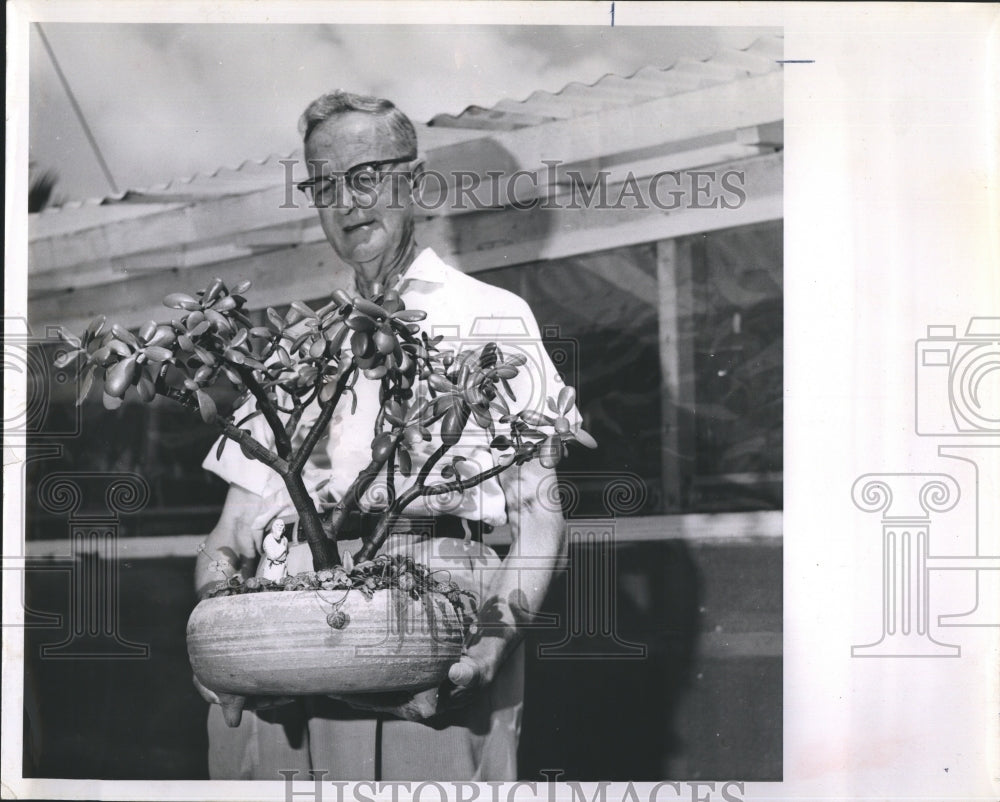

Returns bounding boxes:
[355,441,466,562]
[416,442,451,487]
[420,460,514,498]
[162,386,289,474]
[283,392,309,442]
[283,471,340,569]
[385,442,397,512]
[290,363,357,474]
[235,364,293,458]
[323,459,382,538]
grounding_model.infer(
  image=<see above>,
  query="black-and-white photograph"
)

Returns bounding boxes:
[11,4,998,801]
[16,16,783,787]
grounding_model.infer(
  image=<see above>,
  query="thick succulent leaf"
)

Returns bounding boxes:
[539,435,561,469]
[398,448,412,477]
[196,390,218,423]
[102,391,123,410]
[143,346,174,363]
[471,406,493,429]
[138,320,157,342]
[53,349,80,369]
[203,278,226,304]
[319,380,339,402]
[146,326,176,348]
[352,299,388,319]
[57,327,82,348]
[235,409,263,427]
[520,409,552,427]
[266,308,285,330]
[105,354,138,397]
[427,373,453,393]
[107,339,133,358]
[189,319,211,337]
[289,301,317,319]
[391,309,427,323]
[76,367,96,406]
[229,329,249,349]
[111,324,139,348]
[571,426,598,449]
[85,316,107,339]
[346,311,377,333]
[309,338,327,359]
[192,345,216,366]
[557,386,576,414]
[205,309,232,332]
[136,374,157,403]
[163,292,200,311]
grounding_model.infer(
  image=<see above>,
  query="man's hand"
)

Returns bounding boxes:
[443,652,492,707]
[329,686,443,723]
[329,650,496,723]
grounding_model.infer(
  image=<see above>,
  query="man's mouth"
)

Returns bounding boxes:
[343,221,374,234]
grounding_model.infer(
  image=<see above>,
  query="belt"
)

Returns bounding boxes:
[298,510,487,543]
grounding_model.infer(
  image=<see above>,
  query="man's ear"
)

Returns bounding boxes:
[410,158,427,193]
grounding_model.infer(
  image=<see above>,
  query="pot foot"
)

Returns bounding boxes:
[217,692,246,727]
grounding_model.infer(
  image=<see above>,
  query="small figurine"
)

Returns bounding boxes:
[259,519,290,582]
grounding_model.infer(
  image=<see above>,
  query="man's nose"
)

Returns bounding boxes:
[334,184,357,213]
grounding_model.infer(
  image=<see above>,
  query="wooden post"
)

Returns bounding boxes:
[657,238,696,512]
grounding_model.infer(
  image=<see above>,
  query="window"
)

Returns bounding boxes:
[478,220,783,516]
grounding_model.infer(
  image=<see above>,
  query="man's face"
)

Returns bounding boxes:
[304,112,417,283]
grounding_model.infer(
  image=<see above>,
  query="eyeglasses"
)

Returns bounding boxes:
[296,155,416,208]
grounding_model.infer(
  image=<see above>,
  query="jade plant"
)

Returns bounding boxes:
[55,277,596,590]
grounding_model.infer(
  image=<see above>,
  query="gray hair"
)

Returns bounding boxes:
[299,90,418,154]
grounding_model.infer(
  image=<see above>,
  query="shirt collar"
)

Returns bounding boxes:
[398,247,449,290]
[348,247,448,297]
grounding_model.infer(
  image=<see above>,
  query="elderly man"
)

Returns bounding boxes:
[193,91,577,781]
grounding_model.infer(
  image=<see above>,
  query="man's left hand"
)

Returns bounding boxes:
[331,652,494,723]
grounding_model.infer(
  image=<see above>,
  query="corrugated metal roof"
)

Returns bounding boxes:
[427,35,783,131]
[31,127,490,218]
[32,34,782,219]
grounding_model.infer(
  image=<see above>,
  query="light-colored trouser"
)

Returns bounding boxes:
[206,536,524,781]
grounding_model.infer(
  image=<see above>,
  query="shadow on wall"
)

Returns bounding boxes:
[518,538,703,781]
[419,136,558,271]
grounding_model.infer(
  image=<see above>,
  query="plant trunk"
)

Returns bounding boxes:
[282,472,340,570]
